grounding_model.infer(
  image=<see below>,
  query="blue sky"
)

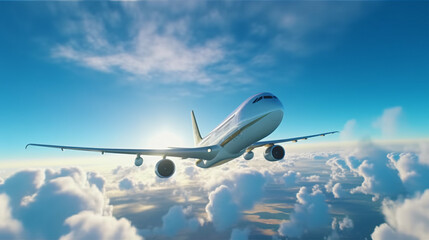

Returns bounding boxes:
[1,2,429,240]
[1,1,428,161]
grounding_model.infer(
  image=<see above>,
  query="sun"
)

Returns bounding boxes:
[146,129,186,149]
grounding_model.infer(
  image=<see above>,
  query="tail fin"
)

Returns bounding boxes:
[191,110,203,146]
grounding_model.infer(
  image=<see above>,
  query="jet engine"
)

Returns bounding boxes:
[155,159,175,178]
[135,155,143,167]
[244,151,254,160]
[264,145,285,161]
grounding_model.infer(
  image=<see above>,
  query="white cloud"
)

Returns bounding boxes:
[372,189,429,240]
[328,216,354,240]
[332,183,346,199]
[229,170,266,209]
[325,156,350,180]
[172,188,192,202]
[371,223,417,240]
[0,194,22,240]
[60,211,142,240]
[373,106,402,137]
[118,177,144,191]
[230,228,250,240]
[205,170,267,231]
[278,185,330,238]
[340,119,356,140]
[52,11,227,87]
[111,166,160,192]
[325,179,334,193]
[0,169,45,209]
[19,176,111,239]
[304,174,320,182]
[419,142,429,165]
[112,165,143,177]
[387,152,429,194]
[338,216,353,231]
[87,172,106,193]
[45,167,86,186]
[45,3,365,93]
[336,142,429,201]
[118,178,133,190]
[206,185,240,231]
[112,161,179,190]
[281,170,300,187]
[345,142,405,201]
[183,166,199,179]
[147,205,202,237]
[0,167,141,240]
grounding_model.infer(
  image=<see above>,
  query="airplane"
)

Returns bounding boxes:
[26,92,338,178]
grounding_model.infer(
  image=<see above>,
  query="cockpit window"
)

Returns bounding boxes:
[252,96,263,103]
[253,95,276,103]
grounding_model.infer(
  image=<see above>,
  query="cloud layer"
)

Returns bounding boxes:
[0,167,141,240]
[345,143,406,200]
[0,194,22,240]
[2,140,428,239]
[372,189,429,240]
[278,185,330,238]
[60,211,142,240]
[143,205,202,237]
[205,170,267,231]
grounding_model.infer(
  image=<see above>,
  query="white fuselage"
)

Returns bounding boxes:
[196,92,284,168]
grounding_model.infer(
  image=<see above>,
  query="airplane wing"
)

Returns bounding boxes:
[25,143,220,160]
[246,131,338,151]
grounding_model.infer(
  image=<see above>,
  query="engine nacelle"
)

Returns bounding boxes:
[135,156,143,167]
[244,151,254,160]
[264,145,285,161]
[155,159,175,178]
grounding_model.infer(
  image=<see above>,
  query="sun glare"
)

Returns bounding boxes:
[146,129,186,148]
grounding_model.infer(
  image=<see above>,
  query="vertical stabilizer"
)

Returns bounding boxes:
[191,110,203,146]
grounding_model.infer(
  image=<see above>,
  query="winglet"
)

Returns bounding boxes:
[191,110,203,146]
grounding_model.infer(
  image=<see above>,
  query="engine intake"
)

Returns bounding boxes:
[264,145,285,161]
[155,159,175,178]
[135,155,143,167]
[244,151,254,160]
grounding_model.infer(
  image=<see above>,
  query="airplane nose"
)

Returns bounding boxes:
[268,98,284,120]
[271,97,284,112]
